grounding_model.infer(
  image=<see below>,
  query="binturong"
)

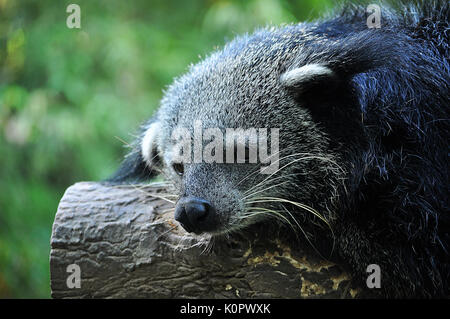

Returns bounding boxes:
[108,0,449,298]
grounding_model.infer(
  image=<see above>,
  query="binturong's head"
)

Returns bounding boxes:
[113,24,404,237]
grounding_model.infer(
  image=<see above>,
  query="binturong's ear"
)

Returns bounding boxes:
[140,120,163,170]
[280,30,408,99]
[280,63,338,94]
[107,120,162,184]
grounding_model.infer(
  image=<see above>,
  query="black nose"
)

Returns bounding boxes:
[174,197,219,234]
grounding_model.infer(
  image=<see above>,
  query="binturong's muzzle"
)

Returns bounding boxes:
[174,196,220,234]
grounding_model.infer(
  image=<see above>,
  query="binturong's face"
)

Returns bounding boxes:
[139,26,356,236]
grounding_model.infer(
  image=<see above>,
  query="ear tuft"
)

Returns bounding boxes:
[280,63,335,89]
[141,121,162,167]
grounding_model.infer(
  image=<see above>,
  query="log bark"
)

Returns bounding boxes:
[50,182,365,298]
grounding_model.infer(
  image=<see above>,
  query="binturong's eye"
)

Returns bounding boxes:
[172,163,184,176]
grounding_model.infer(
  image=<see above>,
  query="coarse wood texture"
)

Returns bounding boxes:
[50,182,366,298]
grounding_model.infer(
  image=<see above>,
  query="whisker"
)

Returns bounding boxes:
[247,197,330,227]
[280,204,328,260]
[235,148,284,186]
[251,154,343,193]
[246,196,336,258]
[114,135,132,147]
[129,184,176,204]
[242,180,290,199]
[241,207,297,234]
[237,151,344,188]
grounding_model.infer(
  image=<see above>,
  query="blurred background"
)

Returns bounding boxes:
[0,0,333,298]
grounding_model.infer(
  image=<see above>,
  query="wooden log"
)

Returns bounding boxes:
[49,181,367,298]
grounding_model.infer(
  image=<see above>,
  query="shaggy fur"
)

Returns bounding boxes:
[110,0,449,298]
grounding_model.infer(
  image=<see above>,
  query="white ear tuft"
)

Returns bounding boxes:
[280,63,334,88]
[141,121,161,166]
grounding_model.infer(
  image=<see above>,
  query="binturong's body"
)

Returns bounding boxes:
[110,1,449,298]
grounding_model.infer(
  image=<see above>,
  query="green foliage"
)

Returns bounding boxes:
[0,0,333,298]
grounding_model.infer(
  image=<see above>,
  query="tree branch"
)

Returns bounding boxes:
[50,182,364,298]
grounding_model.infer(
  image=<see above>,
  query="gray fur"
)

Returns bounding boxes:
[146,26,340,233]
[111,0,450,297]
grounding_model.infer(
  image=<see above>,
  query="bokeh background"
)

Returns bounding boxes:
[0,0,334,298]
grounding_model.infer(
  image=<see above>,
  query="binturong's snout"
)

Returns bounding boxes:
[174,196,220,234]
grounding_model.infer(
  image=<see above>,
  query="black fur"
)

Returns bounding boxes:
[110,0,449,297]
[108,150,157,183]
[311,0,450,297]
